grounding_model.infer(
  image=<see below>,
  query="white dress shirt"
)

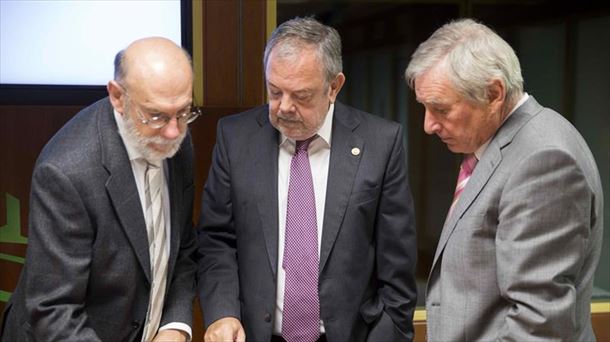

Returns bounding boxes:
[273,103,334,335]
[114,110,192,340]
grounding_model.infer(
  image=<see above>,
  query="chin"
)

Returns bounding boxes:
[280,129,302,140]
[144,143,181,161]
[447,145,466,154]
[285,128,317,141]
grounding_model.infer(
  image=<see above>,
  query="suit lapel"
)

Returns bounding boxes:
[100,99,152,282]
[320,103,363,273]
[431,145,501,267]
[430,96,543,271]
[253,109,280,278]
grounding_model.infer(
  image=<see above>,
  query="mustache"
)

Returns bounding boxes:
[142,134,180,146]
[121,111,186,161]
[275,112,301,122]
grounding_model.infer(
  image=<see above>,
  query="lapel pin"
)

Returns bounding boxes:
[351,147,361,156]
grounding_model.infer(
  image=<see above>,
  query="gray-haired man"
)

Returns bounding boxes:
[406,18,603,341]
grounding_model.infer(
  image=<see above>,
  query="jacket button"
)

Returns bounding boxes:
[264,313,272,322]
[131,321,140,329]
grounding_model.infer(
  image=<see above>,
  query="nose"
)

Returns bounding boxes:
[159,117,181,140]
[423,110,441,135]
[278,94,296,114]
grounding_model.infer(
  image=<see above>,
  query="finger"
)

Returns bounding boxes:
[235,326,246,342]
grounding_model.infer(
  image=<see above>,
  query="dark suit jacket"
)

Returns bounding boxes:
[426,97,604,341]
[1,98,197,342]
[197,102,417,342]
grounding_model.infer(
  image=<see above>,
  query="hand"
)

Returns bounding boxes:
[152,329,188,342]
[204,317,245,342]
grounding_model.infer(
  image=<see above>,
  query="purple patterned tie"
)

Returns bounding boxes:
[282,137,320,342]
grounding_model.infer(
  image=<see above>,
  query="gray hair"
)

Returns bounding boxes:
[264,17,342,86]
[405,18,523,110]
[113,50,127,83]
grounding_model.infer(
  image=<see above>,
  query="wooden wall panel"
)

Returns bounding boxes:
[202,0,240,106]
[242,0,268,106]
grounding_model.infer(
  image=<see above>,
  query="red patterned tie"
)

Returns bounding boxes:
[282,137,320,342]
[448,153,478,215]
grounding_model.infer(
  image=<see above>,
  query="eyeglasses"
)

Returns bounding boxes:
[118,83,202,129]
[134,106,202,129]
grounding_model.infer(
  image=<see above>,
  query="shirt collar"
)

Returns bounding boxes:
[279,102,334,147]
[474,93,529,159]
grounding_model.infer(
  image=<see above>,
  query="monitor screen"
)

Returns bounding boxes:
[0,0,191,105]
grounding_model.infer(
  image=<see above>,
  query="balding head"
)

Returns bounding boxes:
[108,37,193,119]
[114,37,192,97]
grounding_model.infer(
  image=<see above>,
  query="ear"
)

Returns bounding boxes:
[328,72,346,103]
[107,80,127,114]
[487,79,505,114]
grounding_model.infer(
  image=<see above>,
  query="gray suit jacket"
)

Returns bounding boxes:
[1,98,197,342]
[426,97,604,341]
[197,102,417,342]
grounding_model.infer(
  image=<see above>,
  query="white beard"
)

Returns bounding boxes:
[120,110,186,163]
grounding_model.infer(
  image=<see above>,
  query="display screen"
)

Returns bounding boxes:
[0,0,190,104]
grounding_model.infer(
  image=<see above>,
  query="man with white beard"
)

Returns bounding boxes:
[1,37,199,342]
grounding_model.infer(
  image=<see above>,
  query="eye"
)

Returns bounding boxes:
[433,107,448,115]
[294,93,311,102]
[268,87,280,95]
[148,113,169,122]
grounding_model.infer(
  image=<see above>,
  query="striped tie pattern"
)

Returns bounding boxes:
[142,162,169,342]
[282,137,320,342]
[448,154,478,215]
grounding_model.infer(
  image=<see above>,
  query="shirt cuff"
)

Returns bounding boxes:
[159,322,192,341]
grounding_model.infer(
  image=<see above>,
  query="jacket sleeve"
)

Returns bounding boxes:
[24,161,102,342]
[368,125,418,342]
[196,120,242,328]
[496,148,596,340]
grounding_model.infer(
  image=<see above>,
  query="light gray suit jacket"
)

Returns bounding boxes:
[0,98,197,341]
[197,102,418,342]
[426,97,604,341]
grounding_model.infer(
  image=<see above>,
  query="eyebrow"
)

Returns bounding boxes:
[267,81,313,95]
[294,89,313,96]
[416,97,446,107]
[143,103,192,116]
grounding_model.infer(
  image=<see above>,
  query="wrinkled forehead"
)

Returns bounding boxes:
[414,66,458,103]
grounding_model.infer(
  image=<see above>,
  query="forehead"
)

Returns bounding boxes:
[414,66,460,105]
[128,83,192,113]
[266,48,324,86]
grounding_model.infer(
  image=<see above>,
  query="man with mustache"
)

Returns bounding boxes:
[1,37,199,341]
[197,17,417,342]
